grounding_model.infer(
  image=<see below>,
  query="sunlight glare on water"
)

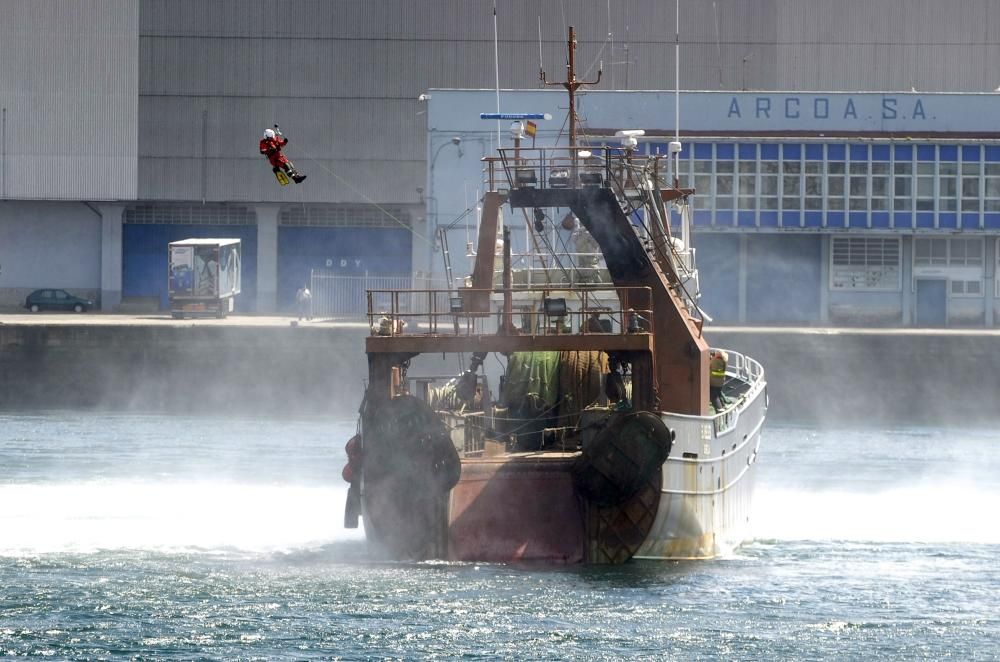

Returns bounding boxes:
[0,414,998,659]
[0,481,361,555]
[754,483,1000,544]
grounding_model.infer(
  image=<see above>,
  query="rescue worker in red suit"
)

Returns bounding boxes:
[260,127,306,183]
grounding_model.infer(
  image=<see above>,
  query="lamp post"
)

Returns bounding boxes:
[427,136,463,282]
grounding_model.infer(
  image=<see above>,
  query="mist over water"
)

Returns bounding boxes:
[1,413,998,659]
[0,412,362,557]
[0,482,360,555]
[754,427,1000,545]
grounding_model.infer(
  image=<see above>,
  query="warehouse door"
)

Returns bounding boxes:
[914,279,947,327]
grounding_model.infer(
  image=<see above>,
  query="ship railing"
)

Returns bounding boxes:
[489,251,613,288]
[664,348,767,438]
[484,146,656,193]
[366,285,653,338]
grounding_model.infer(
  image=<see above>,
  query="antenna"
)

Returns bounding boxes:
[492,1,502,147]
[670,0,683,187]
[540,26,602,151]
[674,0,680,145]
[537,17,544,81]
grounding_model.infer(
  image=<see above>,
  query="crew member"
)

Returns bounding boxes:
[259,127,306,183]
[709,349,729,411]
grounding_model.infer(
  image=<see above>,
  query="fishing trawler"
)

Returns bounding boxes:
[342,27,767,563]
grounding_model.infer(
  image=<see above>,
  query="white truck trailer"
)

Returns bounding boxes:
[168,238,241,319]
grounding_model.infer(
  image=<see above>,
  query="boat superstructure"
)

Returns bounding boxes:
[343,26,766,563]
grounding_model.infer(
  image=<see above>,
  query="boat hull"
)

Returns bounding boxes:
[636,370,767,560]
[359,354,767,564]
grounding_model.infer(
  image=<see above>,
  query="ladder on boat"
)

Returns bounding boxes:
[437,225,455,292]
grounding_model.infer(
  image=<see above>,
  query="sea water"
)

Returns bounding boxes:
[1,413,998,660]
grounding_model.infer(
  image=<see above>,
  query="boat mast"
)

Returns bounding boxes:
[540,26,602,152]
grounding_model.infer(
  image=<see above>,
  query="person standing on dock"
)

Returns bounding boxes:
[296,284,312,321]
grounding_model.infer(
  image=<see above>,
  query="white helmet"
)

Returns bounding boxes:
[264,128,275,139]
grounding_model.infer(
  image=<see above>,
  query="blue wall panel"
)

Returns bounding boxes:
[122,224,258,311]
[746,235,822,323]
[693,233,739,323]
[277,226,412,311]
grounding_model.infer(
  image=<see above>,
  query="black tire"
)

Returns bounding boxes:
[73,304,84,313]
[29,304,39,313]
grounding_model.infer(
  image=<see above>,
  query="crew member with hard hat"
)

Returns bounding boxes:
[709,349,729,411]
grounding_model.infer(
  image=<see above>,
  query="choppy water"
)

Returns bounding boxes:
[1,413,999,660]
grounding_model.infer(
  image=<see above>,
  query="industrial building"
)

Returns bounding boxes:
[3,0,1000,325]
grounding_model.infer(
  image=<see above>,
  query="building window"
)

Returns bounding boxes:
[694,140,1000,224]
[828,161,845,211]
[830,236,901,290]
[916,162,935,211]
[950,279,982,297]
[961,162,981,212]
[914,237,947,266]
[804,161,823,211]
[782,160,801,210]
[760,158,778,211]
[871,162,889,211]
[984,163,1000,212]
[995,238,1000,297]
[716,159,735,210]
[893,161,913,211]
[939,161,958,211]
[849,161,869,211]
[738,161,757,210]
[694,157,714,210]
[949,237,983,267]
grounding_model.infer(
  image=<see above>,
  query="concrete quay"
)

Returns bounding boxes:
[2,313,997,426]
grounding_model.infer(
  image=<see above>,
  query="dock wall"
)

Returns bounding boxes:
[1,323,996,426]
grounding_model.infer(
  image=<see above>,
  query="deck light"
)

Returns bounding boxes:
[543,297,567,317]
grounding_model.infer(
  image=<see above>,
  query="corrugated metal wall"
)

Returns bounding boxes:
[134,0,1000,208]
[136,0,780,205]
[775,0,1000,92]
[0,0,137,200]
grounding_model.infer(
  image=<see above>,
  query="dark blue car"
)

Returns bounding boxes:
[24,289,94,313]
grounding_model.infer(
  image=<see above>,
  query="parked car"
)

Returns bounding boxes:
[24,289,94,313]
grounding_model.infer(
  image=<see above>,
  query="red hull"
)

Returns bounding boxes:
[448,456,585,563]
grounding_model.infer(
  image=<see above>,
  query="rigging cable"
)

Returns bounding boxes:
[283,140,435,248]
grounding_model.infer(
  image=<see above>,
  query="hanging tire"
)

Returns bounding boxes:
[361,395,461,559]
[572,411,674,507]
